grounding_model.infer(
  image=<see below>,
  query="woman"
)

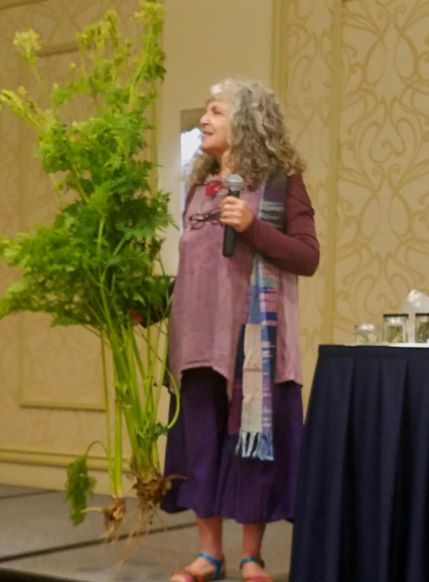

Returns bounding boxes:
[161,77,319,582]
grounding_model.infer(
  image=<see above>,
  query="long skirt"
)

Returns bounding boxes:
[160,367,303,524]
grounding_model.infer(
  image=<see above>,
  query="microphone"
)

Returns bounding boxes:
[222,174,244,257]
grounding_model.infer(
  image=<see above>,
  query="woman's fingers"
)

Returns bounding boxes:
[219,196,253,232]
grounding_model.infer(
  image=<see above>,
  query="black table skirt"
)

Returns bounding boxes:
[290,345,429,582]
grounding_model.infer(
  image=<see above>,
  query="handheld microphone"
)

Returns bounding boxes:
[222,174,244,257]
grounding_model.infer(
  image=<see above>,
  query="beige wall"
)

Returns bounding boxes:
[159,0,273,272]
[0,0,273,491]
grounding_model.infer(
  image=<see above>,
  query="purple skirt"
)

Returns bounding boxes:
[160,368,303,524]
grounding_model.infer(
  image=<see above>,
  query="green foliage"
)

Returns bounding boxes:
[65,457,96,525]
[0,1,173,332]
[13,29,41,65]
[0,0,180,519]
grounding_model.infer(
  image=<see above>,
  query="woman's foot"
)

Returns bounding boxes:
[240,556,272,582]
[170,552,225,581]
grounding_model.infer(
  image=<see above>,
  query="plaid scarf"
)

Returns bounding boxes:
[235,170,287,461]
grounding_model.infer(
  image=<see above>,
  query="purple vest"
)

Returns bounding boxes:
[168,173,302,397]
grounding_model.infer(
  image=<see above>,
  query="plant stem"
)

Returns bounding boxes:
[113,394,123,498]
[100,333,114,493]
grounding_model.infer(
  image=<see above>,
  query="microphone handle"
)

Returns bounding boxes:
[222,225,236,257]
[222,190,240,257]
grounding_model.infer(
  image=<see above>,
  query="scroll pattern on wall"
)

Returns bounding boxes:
[275,0,429,392]
[335,0,429,341]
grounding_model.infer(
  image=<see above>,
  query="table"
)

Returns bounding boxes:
[290,345,429,582]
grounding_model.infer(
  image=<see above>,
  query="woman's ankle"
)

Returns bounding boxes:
[199,548,224,561]
[241,522,265,560]
[196,515,224,560]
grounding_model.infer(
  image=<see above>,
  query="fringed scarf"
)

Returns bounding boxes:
[235,170,287,461]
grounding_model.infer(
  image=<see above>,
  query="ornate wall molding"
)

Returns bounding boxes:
[18,398,105,412]
[14,41,105,412]
[40,41,78,58]
[0,446,109,470]
[0,0,47,9]
[0,448,113,493]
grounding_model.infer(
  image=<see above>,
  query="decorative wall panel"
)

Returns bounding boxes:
[14,42,104,411]
[273,0,429,398]
[272,0,341,399]
[334,0,429,342]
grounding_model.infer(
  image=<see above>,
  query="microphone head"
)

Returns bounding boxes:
[226,174,244,193]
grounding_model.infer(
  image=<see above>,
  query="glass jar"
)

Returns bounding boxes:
[354,323,378,344]
[383,313,408,343]
[415,313,429,343]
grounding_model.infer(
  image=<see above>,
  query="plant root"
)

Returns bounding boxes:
[133,470,185,515]
[114,471,186,565]
[102,496,126,541]
[83,472,185,548]
[81,496,126,541]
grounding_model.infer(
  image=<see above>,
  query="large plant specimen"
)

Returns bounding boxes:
[0,0,179,538]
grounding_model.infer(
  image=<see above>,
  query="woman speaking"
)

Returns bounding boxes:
[161,77,320,582]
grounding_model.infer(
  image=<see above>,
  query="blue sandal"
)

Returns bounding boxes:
[239,556,272,582]
[171,551,226,581]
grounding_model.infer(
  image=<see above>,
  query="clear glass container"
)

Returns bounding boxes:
[354,323,378,344]
[383,313,408,343]
[415,313,429,343]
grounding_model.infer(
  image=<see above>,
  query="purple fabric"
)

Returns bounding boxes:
[168,172,319,398]
[167,183,257,397]
[161,367,303,524]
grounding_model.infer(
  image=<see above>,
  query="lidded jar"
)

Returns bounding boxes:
[354,323,378,344]
[383,313,408,343]
[415,313,429,343]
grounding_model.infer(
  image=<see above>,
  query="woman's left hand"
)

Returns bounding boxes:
[219,196,254,233]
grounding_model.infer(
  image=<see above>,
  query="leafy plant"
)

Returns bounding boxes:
[0,0,180,537]
[66,457,97,526]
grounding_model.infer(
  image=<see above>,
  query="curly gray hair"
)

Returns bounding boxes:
[188,77,306,188]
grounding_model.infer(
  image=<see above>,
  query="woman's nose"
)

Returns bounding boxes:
[200,112,209,126]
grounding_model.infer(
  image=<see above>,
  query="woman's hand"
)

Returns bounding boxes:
[128,309,144,326]
[219,196,254,233]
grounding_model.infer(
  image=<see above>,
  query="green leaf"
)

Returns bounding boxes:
[65,457,96,525]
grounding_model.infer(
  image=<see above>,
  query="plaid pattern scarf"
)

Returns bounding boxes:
[235,171,287,461]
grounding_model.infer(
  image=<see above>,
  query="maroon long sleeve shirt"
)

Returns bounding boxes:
[239,173,319,276]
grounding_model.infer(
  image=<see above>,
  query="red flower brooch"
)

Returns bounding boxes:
[205,179,223,197]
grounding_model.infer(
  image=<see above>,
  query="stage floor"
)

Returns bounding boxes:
[0,485,291,581]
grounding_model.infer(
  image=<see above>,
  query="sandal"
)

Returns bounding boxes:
[170,551,226,581]
[239,556,273,582]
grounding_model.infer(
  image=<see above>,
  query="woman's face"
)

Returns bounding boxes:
[199,98,231,162]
